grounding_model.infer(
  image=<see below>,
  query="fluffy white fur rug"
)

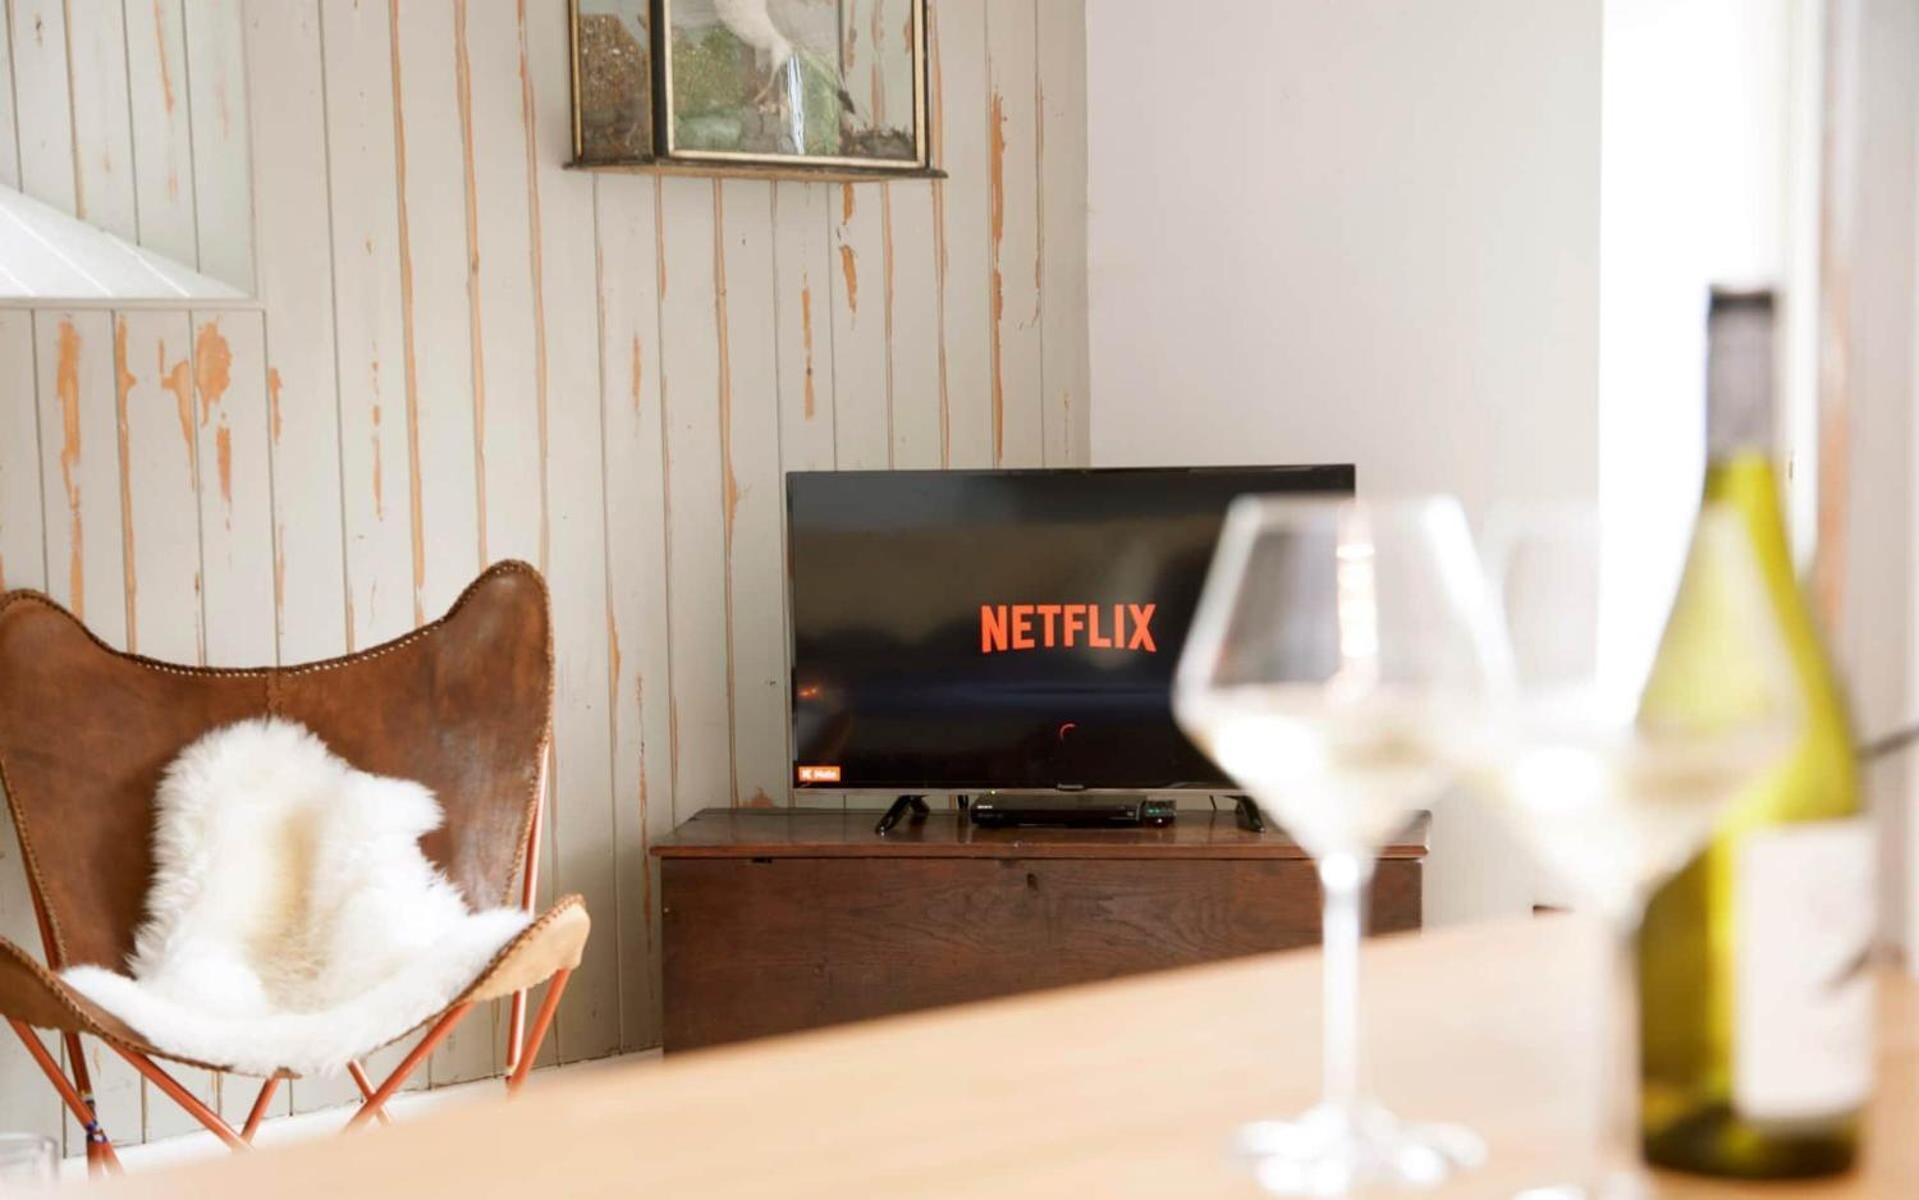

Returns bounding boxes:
[62,718,531,1077]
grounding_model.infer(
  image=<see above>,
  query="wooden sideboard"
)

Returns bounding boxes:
[653,806,1429,1052]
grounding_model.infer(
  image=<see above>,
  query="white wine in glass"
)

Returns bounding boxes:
[1483,503,1803,1199]
[1175,496,1502,1196]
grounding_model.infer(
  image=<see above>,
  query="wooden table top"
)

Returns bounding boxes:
[652,806,1431,860]
[102,914,1914,1198]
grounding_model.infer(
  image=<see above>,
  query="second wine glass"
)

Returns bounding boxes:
[1481,503,1803,1199]
[1175,495,1502,1196]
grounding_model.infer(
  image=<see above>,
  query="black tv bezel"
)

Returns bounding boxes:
[782,464,1358,795]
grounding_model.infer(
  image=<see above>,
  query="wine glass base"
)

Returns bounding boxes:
[1234,1101,1487,1196]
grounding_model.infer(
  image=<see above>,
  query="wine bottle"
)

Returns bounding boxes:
[1636,288,1872,1177]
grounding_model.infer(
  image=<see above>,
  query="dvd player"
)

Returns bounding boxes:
[968,795,1177,829]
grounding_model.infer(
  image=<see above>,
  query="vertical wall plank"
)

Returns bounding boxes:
[771,181,842,809]
[125,0,201,272]
[885,182,943,468]
[718,181,787,809]
[391,0,491,1089]
[34,311,126,645]
[0,6,21,190]
[931,0,993,467]
[1037,0,1090,468]
[774,183,838,473]
[64,0,138,242]
[315,0,427,1107]
[463,0,546,571]
[596,172,672,1053]
[321,0,416,652]
[526,0,620,1065]
[114,309,223,1141]
[244,0,347,670]
[183,0,256,290]
[657,177,731,822]
[193,312,277,669]
[32,309,142,1149]
[8,0,77,215]
[189,308,289,1130]
[830,182,890,468]
[392,0,480,621]
[0,311,62,1149]
[242,0,351,1115]
[985,0,1043,467]
[113,313,202,662]
[0,313,41,593]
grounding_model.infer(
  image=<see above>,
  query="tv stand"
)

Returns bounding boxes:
[653,806,1429,1051]
[875,794,931,836]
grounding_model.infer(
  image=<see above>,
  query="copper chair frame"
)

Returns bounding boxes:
[5,763,570,1175]
[0,564,584,1175]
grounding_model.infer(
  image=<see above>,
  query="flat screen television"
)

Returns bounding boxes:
[786,465,1355,794]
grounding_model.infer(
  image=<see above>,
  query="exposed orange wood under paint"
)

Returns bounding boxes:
[152,0,175,112]
[55,319,85,619]
[800,282,816,419]
[928,1,950,468]
[192,321,231,426]
[455,0,489,569]
[162,345,194,451]
[266,367,284,443]
[839,244,859,315]
[516,0,551,576]
[215,426,233,509]
[630,333,644,413]
[190,322,230,510]
[114,319,139,650]
[388,0,426,628]
[370,401,385,521]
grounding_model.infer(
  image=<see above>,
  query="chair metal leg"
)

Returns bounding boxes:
[506,968,570,1096]
[107,1044,248,1150]
[8,1021,120,1175]
[241,1076,282,1142]
[343,1003,474,1131]
[57,1029,120,1174]
[345,1060,393,1125]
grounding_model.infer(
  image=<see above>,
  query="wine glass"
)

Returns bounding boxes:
[1175,496,1502,1195]
[1481,503,1802,1199]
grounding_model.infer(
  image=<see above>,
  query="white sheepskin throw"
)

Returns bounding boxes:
[61,718,531,1077]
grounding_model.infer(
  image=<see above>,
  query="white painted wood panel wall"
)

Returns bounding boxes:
[0,0,1089,1151]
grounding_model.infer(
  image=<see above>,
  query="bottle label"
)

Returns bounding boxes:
[1734,817,1874,1121]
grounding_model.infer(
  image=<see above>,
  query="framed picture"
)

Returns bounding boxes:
[571,0,930,174]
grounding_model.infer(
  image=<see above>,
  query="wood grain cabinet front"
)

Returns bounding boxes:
[654,808,1427,1052]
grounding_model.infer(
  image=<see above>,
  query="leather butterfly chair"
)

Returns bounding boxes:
[0,561,589,1174]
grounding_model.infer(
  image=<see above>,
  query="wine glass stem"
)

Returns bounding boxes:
[1318,851,1374,1113]
[1600,922,1645,1188]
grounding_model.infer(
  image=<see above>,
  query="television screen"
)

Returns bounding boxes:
[786,466,1355,793]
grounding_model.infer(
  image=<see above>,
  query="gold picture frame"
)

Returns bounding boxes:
[570,0,934,178]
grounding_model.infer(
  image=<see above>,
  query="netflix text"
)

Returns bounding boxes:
[979,603,1157,654]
